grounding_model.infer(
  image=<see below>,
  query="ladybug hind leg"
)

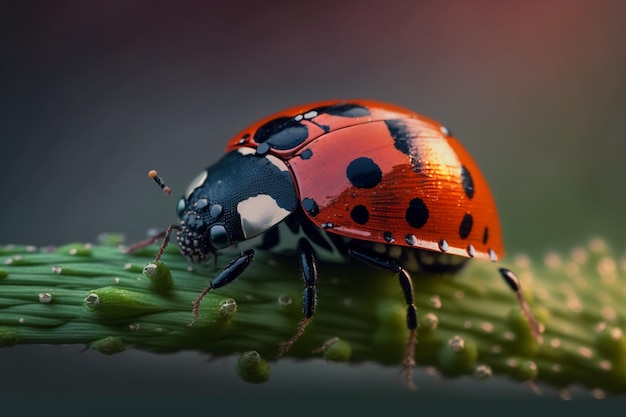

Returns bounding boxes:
[499,268,543,343]
[347,244,418,391]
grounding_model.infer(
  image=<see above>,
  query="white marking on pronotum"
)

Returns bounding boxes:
[238,194,291,239]
[184,171,208,199]
[237,147,257,156]
[265,154,289,172]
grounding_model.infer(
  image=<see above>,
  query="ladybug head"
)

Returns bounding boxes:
[175,149,298,263]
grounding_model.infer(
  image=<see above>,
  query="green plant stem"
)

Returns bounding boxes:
[0,237,625,396]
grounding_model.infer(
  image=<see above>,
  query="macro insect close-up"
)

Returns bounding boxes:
[132,99,540,389]
[3,2,626,414]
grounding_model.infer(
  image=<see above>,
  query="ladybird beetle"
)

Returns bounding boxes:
[133,100,540,388]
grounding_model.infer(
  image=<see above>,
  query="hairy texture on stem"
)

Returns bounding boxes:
[0,236,625,397]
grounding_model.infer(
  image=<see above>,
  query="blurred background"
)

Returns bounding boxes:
[1,0,625,413]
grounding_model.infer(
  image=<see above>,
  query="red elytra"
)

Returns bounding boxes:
[225,99,503,262]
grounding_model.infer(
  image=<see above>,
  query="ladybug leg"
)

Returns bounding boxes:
[276,238,318,358]
[311,337,340,354]
[125,224,181,262]
[190,249,254,325]
[347,246,418,390]
[499,268,543,343]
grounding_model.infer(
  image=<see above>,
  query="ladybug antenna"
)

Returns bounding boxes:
[148,170,172,196]
[499,268,543,344]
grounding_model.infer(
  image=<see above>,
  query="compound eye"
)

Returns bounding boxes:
[209,225,231,249]
[176,197,187,219]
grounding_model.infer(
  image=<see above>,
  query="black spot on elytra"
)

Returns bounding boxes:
[254,116,309,150]
[350,205,369,225]
[302,198,319,217]
[253,103,371,151]
[461,165,475,199]
[256,142,270,155]
[310,103,371,118]
[482,227,489,244]
[300,149,313,160]
[346,157,382,189]
[383,231,395,243]
[384,119,424,173]
[459,213,473,239]
[405,198,429,228]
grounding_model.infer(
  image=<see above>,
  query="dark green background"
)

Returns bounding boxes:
[2,0,625,413]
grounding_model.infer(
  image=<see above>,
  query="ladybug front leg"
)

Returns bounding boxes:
[190,249,254,325]
[348,246,418,390]
[277,238,318,357]
[125,224,181,262]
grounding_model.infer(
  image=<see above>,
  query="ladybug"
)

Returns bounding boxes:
[136,100,539,388]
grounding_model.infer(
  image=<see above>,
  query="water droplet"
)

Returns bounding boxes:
[277,293,292,306]
[474,364,492,380]
[588,237,607,252]
[570,246,588,264]
[480,322,494,333]
[578,347,593,359]
[514,254,531,268]
[598,257,617,284]
[598,360,612,371]
[38,293,52,304]
[430,295,442,309]
[544,252,561,268]
[143,263,158,278]
[84,293,100,309]
[549,338,561,348]
[591,388,606,400]
[601,306,617,321]
[423,313,438,330]
[219,299,237,319]
[448,336,465,353]
[506,358,519,368]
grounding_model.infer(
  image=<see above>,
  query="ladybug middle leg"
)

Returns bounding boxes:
[347,245,418,390]
[277,238,318,357]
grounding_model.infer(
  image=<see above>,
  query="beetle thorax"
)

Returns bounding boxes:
[175,149,299,263]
